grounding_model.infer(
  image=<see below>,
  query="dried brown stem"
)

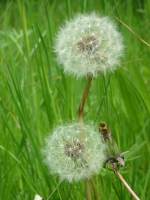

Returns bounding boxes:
[113,169,140,200]
[78,75,93,121]
[100,122,140,200]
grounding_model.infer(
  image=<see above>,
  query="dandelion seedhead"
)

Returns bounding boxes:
[55,13,124,77]
[43,123,106,182]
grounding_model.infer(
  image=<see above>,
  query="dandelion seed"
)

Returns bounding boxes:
[55,13,124,77]
[43,123,106,182]
[34,194,43,200]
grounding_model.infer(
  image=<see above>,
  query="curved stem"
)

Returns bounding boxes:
[78,75,93,121]
[114,170,140,200]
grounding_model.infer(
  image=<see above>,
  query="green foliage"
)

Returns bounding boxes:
[0,0,150,199]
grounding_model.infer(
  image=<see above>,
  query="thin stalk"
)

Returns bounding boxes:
[78,75,93,121]
[113,169,140,200]
[85,179,91,200]
[77,75,93,200]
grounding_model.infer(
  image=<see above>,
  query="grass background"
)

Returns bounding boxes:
[0,0,150,199]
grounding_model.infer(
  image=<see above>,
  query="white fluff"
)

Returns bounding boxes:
[34,194,43,200]
[54,13,124,77]
[43,123,106,182]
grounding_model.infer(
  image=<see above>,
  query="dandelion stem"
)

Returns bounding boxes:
[77,75,93,200]
[113,169,140,200]
[85,179,91,200]
[78,75,93,121]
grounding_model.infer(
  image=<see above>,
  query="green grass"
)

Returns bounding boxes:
[0,0,150,199]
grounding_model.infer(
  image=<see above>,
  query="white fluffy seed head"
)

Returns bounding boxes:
[43,123,106,182]
[55,13,124,77]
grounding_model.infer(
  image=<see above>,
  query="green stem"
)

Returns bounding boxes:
[90,179,99,200]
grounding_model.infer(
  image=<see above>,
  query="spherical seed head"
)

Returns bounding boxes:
[55,13,124,77]
[43,123,106,182]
